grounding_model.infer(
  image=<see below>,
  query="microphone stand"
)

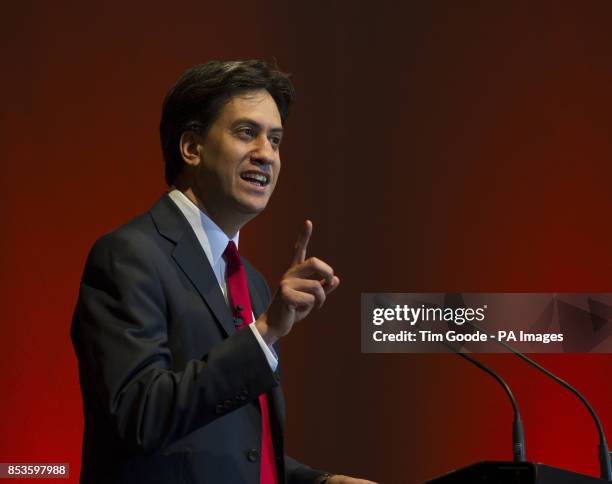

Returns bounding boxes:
[466,320,612,481]
[441,340,526,463]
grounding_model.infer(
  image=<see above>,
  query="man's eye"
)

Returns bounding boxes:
[238,128,255,138]
[269,136,281,147]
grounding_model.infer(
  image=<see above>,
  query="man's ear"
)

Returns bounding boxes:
[179,131,202,167]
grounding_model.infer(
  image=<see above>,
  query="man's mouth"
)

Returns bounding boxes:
[240,171,270,188]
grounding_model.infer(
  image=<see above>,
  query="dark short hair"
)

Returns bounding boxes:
[159,59,295,186]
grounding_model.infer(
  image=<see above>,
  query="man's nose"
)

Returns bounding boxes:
[250,135,276,166]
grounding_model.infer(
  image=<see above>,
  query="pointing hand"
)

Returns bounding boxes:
[255,220,340,345]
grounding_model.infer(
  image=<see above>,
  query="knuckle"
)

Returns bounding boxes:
[280,281,292,295]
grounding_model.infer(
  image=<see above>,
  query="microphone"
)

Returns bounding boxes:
[373,295,526,462]
[447,344,526,462]
[465,319,612,481]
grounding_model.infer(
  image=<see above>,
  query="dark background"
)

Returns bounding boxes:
[2,2,612,482]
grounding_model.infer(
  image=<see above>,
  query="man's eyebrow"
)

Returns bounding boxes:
[231,118,283,133]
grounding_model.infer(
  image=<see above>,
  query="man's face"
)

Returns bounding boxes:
[191,89,283,230]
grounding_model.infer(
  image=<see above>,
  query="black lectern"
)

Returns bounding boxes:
[426,461,606,483]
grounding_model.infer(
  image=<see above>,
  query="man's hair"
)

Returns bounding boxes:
[159,59,295,186]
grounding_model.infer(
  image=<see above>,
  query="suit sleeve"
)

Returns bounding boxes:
[71,231,278,455]
[286,456,329,484]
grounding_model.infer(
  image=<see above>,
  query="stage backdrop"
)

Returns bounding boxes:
[2,2,612,482]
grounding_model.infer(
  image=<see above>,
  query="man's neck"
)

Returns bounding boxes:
[172,185,243,238]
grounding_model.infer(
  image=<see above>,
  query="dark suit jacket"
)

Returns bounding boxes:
[71,194,324,484]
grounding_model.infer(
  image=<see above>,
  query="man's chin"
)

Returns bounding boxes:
[234,198,269,217]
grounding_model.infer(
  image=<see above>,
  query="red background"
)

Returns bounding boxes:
[2,2,612,482]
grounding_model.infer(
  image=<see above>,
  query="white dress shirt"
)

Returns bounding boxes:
[168,189,278,371]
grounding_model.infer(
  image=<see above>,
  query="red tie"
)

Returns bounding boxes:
[224,241,278,484]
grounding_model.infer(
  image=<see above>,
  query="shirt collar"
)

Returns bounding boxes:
[167,189,239,267]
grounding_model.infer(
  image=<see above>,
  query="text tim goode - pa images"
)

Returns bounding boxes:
[372,329,563,344]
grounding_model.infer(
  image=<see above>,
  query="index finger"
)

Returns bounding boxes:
[291,219,312,266]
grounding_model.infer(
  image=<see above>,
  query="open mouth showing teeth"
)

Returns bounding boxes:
[240,171,270,187]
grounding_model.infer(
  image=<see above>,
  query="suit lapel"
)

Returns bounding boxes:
[173,236,237,336]
[149,194,236,337]
[245,264,265,319]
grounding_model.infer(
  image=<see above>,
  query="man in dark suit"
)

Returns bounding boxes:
[71,60,375,484]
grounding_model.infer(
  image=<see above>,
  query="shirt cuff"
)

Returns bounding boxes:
[249,323,278,371]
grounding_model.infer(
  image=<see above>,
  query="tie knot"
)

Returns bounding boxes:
[223,240,241,268]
